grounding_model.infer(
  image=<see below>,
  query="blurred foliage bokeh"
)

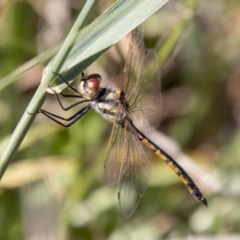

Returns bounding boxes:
[1,0,240,239]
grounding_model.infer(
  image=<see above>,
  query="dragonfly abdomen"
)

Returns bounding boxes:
[132,122,208,207]
[158,150,208,206]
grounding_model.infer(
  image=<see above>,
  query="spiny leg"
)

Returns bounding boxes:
[52,71,85,95]
[48,85,90,111]
[39,105,91,127]
[60,73,85,98]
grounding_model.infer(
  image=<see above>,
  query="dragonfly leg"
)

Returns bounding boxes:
[52,71,82,95]
[48,84,90,111]
[38,105,91,127]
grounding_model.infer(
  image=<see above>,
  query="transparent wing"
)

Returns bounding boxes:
[123,25,144,107]
[104,123,126,187]
[118,124,151,219]
[122,25,161,135]
[130,49,162,135]
[104,120,151,219]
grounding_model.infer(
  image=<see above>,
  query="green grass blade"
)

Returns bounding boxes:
[0,0,97,180]
[49,0,168,92]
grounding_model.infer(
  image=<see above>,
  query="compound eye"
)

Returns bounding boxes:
[86,78,99,94]
[85,74,101,96]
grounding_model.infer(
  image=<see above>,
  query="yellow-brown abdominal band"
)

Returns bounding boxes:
[136,130,208,206]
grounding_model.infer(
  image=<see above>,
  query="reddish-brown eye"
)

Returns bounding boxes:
[86,75,100,94]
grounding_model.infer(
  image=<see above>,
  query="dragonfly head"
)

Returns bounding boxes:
[79,73,101,99]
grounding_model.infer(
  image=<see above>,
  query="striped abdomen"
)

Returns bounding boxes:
[134,126,208,206]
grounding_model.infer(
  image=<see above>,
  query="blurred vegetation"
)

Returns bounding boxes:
[0,0,240,239]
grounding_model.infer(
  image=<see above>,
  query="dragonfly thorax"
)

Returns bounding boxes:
[94,88,128,124]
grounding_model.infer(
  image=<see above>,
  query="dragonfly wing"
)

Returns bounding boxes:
[130,49,162,135]
[118,126,151,219]
[123,25,144,106]
[122,25,161,135]
[104,124,126,187]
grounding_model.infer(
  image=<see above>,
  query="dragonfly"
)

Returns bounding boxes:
[35,26,207,219]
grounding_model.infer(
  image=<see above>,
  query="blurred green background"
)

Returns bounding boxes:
[0,0,240,239]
